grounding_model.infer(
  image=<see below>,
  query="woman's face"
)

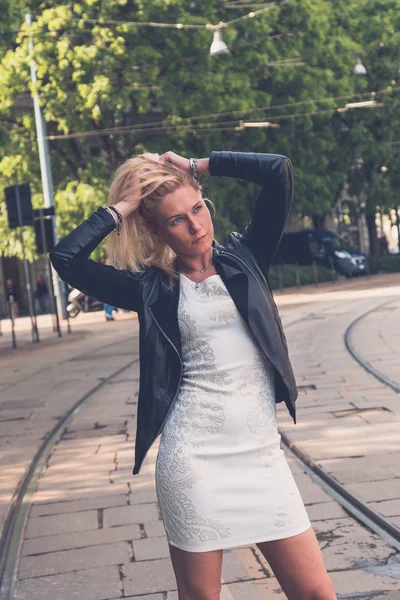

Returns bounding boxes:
[153,185,214,258]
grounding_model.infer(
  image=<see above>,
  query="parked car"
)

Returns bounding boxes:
[273,229,368,277]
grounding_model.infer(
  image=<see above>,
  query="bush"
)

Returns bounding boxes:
[268,264,335,290]
[368,255,400,274]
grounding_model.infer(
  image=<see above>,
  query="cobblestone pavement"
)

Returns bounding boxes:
[1,274,399,599]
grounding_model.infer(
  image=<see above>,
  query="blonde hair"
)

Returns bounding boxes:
[107,153,213,278]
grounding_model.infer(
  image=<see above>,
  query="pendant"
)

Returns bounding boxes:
[195,282,200,290]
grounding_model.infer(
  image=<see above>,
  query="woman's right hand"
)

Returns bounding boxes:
[113,174,142,218]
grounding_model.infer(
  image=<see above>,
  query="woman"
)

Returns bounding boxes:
[50,151,336,600]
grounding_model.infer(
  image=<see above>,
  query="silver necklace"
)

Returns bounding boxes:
[180,260,214,290]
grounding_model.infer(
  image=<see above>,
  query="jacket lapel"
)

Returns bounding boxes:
[149,274,181,355]
[213,248,249,325]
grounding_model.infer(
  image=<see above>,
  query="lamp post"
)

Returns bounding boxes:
[25,14,66,320]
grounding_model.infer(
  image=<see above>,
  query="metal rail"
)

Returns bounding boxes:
[1,300,400,600]
[278,298,400,551]
[0,355,139,600]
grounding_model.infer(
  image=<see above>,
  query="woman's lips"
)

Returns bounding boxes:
[192,234,207,244]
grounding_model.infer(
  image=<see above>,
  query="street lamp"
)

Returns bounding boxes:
[210,29,230,56]
[235,120,280,131]
[354,56,367,75]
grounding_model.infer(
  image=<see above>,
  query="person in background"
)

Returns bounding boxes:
[34,274,49,314]
[6,279,19,318]
[104,258,117,321]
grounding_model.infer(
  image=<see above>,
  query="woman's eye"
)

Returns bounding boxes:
[194,205,202,213]
[172,217,183,225]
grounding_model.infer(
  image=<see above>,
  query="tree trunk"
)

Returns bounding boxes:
[312,214,325,229]
[366,212,379,256]
[396,207,400,253]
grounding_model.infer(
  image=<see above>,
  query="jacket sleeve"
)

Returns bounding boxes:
[50,207,145,312]
[209,151,293,272]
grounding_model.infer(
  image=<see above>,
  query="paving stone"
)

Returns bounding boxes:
[133,536,170,561]
[29,494,128,517]
[346,479,400,502]
[123,558,177,595]
[13,565,121,600]
[222,581,266,600]
[22,524,142,555]
[25,511,98,538]
[128,489,158,504]
[254,578,284,598]
[110,596,164,600]
[32,483,129,503]
[312,518,395,571]
[104,503,159,527]
[222,549,252,583]
[329,568,400,595]
[234,547,272,579]
[143,520,166,538]
[305,501,348,521]
[293,473,333,504]
[18,541,131,579]
[370,499,400,517]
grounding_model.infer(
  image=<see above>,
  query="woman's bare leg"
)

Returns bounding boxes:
[168,544,223,600]
[256,527,336,600]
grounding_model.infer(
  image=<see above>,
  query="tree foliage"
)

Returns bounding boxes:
[1,0,400,259]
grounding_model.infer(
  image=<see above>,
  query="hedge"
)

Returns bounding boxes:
[268,264,335,290]
[268,255,400,290]
[368,255,400,274]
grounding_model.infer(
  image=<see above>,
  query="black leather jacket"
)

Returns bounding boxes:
[50,151,298,475]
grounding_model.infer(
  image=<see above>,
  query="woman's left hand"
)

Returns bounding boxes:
[159,151,190,173]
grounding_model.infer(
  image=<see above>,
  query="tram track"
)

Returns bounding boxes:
[279,297,400,551]
[0,353,139,600]
[0,298,399,599]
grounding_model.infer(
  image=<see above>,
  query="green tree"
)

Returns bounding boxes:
[1,0,399,259]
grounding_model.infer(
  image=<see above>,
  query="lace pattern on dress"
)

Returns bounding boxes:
[157,307,233,544]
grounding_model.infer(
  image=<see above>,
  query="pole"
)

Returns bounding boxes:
[9,296,17,349]
[312,260,318,286]
[25,13,66,320]
[397,206,400,253]
[15,186,39,343]
[64,282,71,334]
[295,262,301,288]
[39,209,61,337]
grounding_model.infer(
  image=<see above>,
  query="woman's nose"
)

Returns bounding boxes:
[188,219,201,234]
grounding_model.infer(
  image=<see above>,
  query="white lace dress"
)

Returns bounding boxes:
[155,273,310,552]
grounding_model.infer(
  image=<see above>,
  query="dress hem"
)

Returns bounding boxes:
[166,520,312,553]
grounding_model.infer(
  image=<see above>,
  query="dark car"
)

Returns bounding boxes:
[273,229,367,276]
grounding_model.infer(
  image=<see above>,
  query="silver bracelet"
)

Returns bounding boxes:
[189,157,202,190]
[105,206,121,235]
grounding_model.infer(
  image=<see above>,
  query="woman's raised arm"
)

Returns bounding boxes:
[209,151,293,272]
[50,207,146,313]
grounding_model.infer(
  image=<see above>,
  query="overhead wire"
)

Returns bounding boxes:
[45,93,390,141]
[70,1,291,30]
[44,86,397,141]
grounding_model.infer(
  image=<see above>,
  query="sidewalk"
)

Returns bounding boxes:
[1,274,400,599]
[0,310,135,358]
